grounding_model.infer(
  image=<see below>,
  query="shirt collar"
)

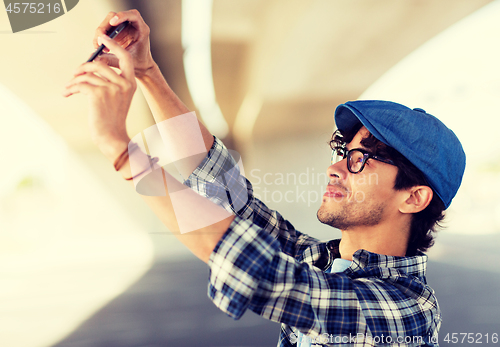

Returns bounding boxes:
[349,248,428,278]
[325,239,428,278]
[303,239,427,279]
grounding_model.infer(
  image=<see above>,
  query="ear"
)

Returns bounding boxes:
[399,186,433,214]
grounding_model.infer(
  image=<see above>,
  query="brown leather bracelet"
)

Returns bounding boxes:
[114,142,139,172]
[124,156,160,181]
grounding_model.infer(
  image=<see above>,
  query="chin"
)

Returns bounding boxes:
[316,207,333,225]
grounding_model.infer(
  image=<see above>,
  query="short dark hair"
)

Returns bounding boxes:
[329,122,445,256]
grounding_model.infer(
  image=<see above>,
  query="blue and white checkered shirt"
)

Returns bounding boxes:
[185,137,441,346]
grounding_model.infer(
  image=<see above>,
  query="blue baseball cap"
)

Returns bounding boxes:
[334,100,466,209]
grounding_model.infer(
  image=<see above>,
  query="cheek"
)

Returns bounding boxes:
[349,172,384,190]
[349,170,396,199]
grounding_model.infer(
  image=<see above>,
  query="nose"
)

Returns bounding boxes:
[327,160,347,182]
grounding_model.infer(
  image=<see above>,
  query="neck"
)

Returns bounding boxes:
[338,218,410,261]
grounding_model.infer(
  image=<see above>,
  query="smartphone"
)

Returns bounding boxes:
[86,21,130,62]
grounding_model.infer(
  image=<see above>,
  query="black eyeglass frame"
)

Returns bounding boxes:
[331,147,396,174]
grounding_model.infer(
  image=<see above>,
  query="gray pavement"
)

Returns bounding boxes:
[49,256,500,347]
[51,257,280,347]
[427,262,500,346]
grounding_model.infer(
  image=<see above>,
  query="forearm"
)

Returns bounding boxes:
[70,10,230,263]
[111,141,233,263]
[137,64,214,177]
[136,63,190,123]
[139,177,234,264]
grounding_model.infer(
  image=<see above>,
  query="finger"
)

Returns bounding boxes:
[93,10,147,50]
[108,9,150,38]
[62,88,79,97]
[94,12,116,49]
[95,53,119,68]
[66,72,111,90]
[99,35,135,81]
[97,36,110,53]
[63,82,94,97]
[74,62,122,85]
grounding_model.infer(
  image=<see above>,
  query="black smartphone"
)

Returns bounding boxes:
[86,21,130,62]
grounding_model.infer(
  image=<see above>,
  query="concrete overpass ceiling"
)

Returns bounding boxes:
[135,0,493,141]
[0,0,493,150]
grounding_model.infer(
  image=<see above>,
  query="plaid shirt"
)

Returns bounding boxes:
[185,137,441,346]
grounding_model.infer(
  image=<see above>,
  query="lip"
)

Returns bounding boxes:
[324,184,346,198]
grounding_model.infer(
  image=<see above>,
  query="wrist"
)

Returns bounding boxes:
[135,61,161,83]
[135,59,158,80]
[95,135,131,163]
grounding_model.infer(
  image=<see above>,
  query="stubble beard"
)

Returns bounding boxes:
[317,198,386,230]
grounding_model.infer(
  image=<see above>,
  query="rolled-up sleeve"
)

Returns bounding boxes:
[185,137,321,257]
[184,136,253,219]
[208,216,281,320]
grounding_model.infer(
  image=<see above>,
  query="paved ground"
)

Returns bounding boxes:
[427,262,500,346]
[50,256,500,347]
[51,258,281,347]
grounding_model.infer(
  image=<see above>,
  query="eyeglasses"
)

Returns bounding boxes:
[331,147,396,174]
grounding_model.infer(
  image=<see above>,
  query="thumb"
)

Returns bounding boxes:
[96,53,119,68]
[99,35,135,81]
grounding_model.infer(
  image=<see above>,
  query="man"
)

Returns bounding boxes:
[63,10,465,347]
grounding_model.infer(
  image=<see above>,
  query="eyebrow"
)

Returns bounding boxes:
[346,145,371,153]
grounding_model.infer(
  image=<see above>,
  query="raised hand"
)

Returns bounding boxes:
[63,35,136,161]
[93,10,155,78]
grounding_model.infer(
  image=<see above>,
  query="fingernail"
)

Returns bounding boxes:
[110,16,119,25]
[97,36,102,45]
